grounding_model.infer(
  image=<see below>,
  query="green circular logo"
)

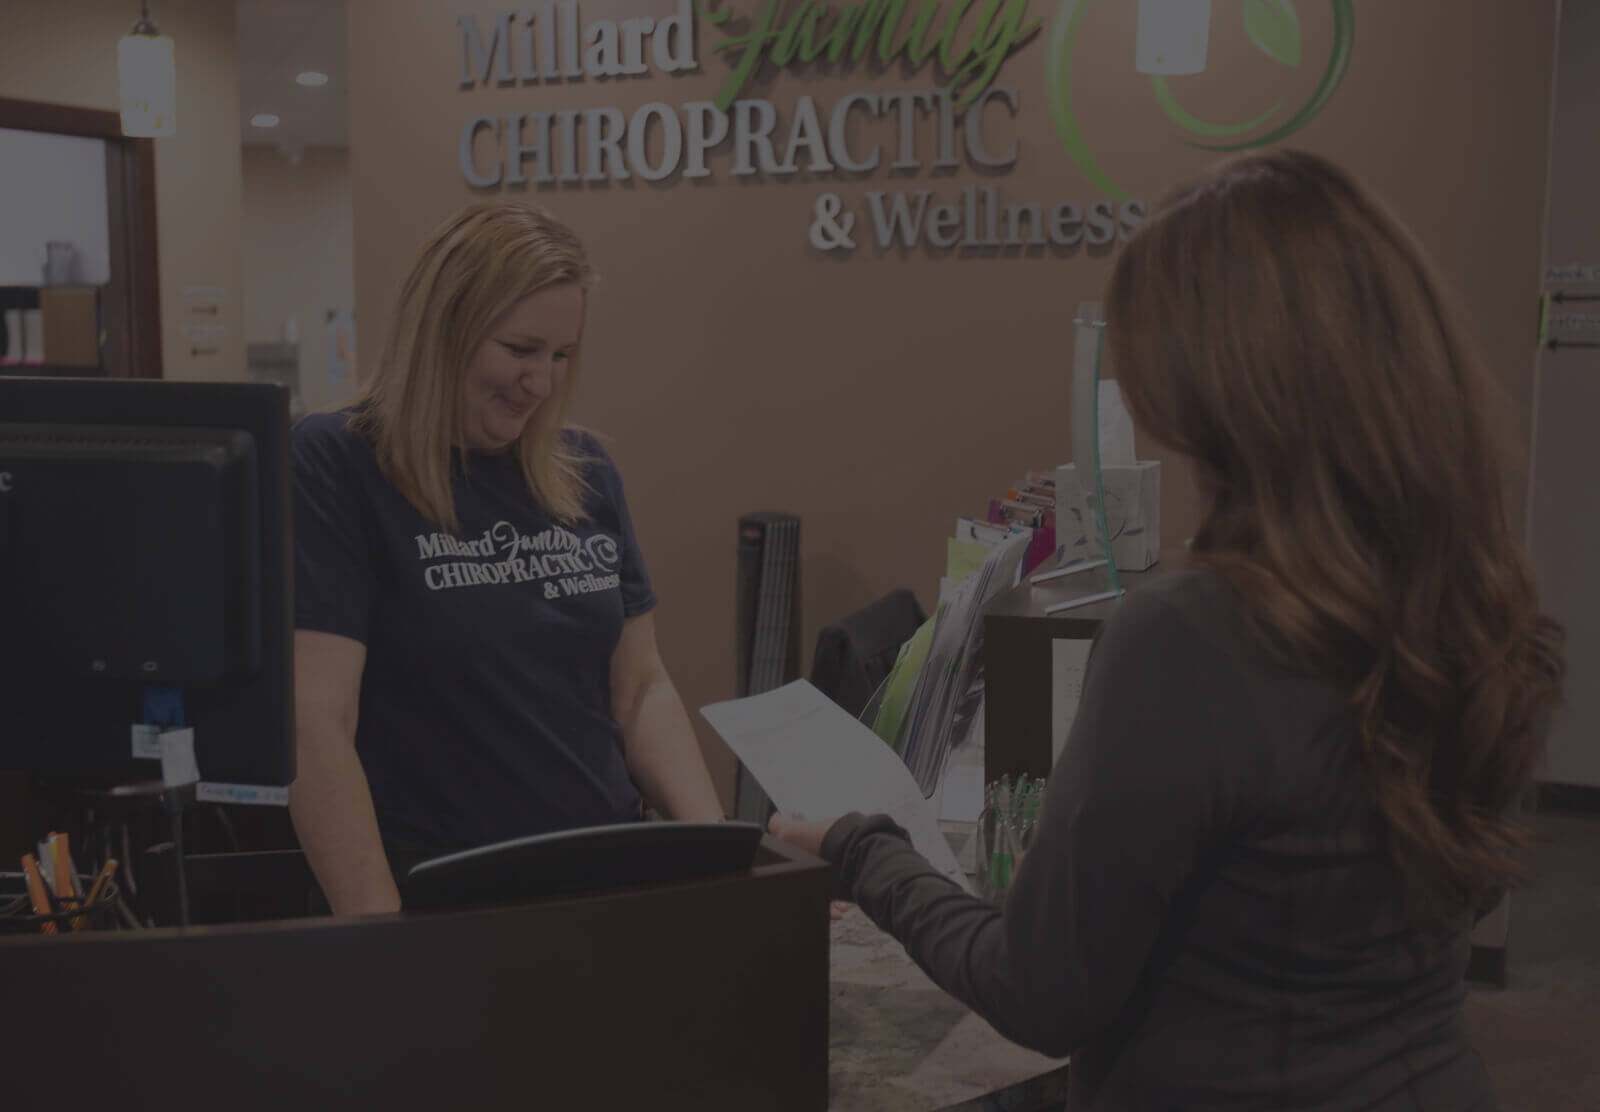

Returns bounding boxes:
[1046,0,1356,200]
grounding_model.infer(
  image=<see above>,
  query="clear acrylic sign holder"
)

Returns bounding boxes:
[1033,300,1125,613]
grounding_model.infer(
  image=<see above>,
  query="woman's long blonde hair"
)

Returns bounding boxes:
[352,199,595,532]
[1107,150,1565,928]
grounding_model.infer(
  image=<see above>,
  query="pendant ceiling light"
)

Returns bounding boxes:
[119,3,176,137]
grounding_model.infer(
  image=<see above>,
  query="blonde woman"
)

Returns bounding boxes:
[290,200,722,916]
[773,152,1564,1110]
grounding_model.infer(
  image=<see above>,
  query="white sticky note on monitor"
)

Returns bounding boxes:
[130,723,161,760]
[1051,639,1093,763]
[701,680,972,893]
[158,727,200,786]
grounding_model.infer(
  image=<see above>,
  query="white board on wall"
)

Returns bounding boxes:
[0,127,112,287]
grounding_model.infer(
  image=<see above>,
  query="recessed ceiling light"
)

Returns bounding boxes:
[251,113,281,128]
[295,71,329,87]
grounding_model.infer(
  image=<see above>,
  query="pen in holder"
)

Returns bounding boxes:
[976,775,1044,903]
[1,877,121,935]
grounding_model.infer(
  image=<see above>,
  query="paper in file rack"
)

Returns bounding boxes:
[701,680,972,892]
[896,529,1031,797]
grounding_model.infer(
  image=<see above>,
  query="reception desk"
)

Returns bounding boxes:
[2,836,831,1110]
[1,834,1071,1110]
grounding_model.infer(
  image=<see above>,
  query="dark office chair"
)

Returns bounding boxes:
[810,588,928,721]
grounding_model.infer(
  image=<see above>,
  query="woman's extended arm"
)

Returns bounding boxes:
[611,612,725,823]
[289,629,401,915]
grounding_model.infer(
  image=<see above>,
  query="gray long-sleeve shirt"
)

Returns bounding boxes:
[822,570,1495,1111]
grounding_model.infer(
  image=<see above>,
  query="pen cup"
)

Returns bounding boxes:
[976,776,1046,903]
[0,877,120,934]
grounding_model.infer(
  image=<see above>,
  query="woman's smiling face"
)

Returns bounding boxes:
[459,282,583,454]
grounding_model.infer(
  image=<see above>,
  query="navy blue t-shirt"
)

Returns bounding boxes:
[291,410,653,854]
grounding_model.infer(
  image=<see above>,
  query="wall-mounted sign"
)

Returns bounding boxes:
[181,285,228,317]
[456,1,1114,253]
[179,322,228,342]
[454,1,1358,254]
[1548,312,1600,332]
[1546,309,1600,352]
[1048,0,1356,201]
[1538,289,1600,351]
[1547,263,1600,285]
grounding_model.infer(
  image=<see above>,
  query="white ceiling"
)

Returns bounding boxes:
[235,0,349,151]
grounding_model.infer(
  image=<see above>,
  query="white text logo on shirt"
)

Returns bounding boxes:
[414,521,621,599]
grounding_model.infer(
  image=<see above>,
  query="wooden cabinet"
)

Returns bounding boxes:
[982,553,1185,784]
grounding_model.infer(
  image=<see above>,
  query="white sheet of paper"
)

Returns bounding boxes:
[159,727,200,786]
[130,723,161,760]
[1051,638,1093,763]
[701,680,972,892]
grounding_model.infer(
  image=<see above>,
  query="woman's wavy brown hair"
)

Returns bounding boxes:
[1106,150,1565,927]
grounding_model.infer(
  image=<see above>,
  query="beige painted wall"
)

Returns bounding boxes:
[1,0,245,382]
[1529,1,1600,788]
[348,0,1559,805]
[240,145,358,414]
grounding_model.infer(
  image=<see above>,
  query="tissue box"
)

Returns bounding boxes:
[1053,461,1161,571]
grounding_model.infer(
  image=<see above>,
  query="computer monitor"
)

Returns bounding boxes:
[0,377,294,789]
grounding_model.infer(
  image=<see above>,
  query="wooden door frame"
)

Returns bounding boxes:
[0,96,162,378]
